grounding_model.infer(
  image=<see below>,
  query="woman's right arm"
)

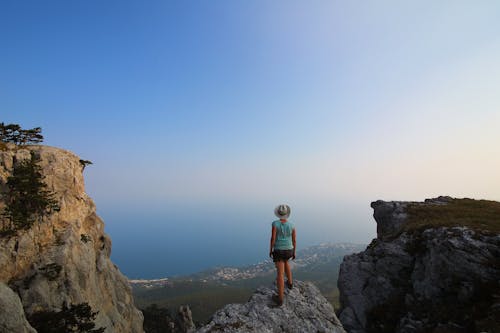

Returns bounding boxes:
[292,228,296,259]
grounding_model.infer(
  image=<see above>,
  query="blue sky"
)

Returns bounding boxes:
[2,1,500,276]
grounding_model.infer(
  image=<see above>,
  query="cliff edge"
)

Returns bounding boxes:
[338,197,500,333]
[0,144,144,332]
[196,280,346,333]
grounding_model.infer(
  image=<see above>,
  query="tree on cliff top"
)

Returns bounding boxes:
[1,151,59,233]
[0,122,44,145]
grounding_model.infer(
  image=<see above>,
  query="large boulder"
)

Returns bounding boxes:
[196,280,346,333]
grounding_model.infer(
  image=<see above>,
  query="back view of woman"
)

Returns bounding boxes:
[269,204,296,306]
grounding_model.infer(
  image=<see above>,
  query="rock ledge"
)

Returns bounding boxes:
[196,280,345,333]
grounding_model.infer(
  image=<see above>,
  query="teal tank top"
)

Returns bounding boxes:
[272,220,294,250]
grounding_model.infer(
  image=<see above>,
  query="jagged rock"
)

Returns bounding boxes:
[338,198,500,333]
[370,200,409,240]
[196,280,346,333]
[177,305,196,333]
[0,282,36,333]
[0,145,144,332]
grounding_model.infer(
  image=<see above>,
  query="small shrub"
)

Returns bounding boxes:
[79,159,93,171]
[81,234,91,243]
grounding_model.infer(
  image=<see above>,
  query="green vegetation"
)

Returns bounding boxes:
[1,151,59,235]
[0,122,43,145]
[27,303,105,333]
[134,280,252,325]
[404,198,500,234]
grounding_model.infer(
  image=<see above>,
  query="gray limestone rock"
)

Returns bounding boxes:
[0,282,36,333]
[196,280,346,333]
[178,305,196,333]
[370,200,409,240]
[338,198,500,333]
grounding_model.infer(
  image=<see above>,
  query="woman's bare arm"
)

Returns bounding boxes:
[292,228,296,259]
[269,226,277,257]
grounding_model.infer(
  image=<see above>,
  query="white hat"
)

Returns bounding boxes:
[274,204,291,219]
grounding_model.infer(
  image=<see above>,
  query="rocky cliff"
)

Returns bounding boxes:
[196,280,346,333]
[338,197,500,333]
[0,144,144,332]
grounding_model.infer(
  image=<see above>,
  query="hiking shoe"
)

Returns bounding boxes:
[286,281,293,289]
[272,294,283,306]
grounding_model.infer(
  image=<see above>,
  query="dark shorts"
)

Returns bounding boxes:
[272,249,293,262]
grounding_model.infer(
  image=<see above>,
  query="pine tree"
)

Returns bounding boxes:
[28,303,105,333]
[0,122,44,145]
[1,151,59,232]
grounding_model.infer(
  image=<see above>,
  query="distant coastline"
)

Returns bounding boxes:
[128,242,366,285]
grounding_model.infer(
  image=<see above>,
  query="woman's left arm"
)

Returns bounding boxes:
[269,226,277,258]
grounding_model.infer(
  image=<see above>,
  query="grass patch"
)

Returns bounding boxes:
[404,198,500,234]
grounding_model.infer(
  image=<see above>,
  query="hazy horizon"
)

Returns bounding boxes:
[3,1,500,278]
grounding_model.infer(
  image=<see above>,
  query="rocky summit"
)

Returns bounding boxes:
[0,144,144,332]
[196,280,346,333]
[338,197,500,333]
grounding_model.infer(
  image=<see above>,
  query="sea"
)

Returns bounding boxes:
[99,204,374,279]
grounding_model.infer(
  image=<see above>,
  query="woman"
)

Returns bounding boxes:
[269,204,296,306]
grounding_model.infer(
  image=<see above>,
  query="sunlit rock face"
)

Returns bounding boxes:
[338,197,500,333]
[0,144,144,332]
[196,280,346,333]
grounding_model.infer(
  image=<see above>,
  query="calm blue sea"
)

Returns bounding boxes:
[100,204,374,279]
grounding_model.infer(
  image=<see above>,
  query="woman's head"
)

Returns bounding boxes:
[274,204,291,219]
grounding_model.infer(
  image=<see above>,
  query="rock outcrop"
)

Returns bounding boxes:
[338,197,500,333]
[196,280,346,333]
[0,144,144,332]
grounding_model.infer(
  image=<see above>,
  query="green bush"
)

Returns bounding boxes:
[28,303,105,333]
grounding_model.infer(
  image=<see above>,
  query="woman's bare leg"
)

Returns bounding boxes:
[275,261,285,301]
[284,260,293,286]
